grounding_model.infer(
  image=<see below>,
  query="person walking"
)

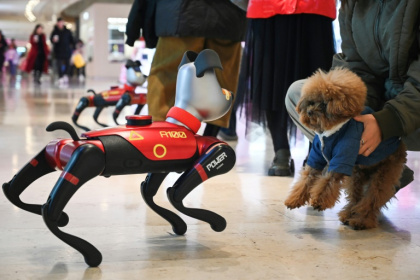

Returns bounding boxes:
[237,0,336,176]
[25,24,49,84]
[50,17,74,85]
[126,0,247,136]
[0,30,7,73]
[4,39,19,77]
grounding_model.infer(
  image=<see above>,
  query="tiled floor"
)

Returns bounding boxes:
[0,73,419,280]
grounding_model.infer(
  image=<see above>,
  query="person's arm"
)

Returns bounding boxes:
[50,30,55,42]
[125,0,145,47]
[373,56,420,140]
[332,2,385,111]
[69,31,75,50]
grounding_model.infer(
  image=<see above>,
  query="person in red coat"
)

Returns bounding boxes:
[25,24,49,84]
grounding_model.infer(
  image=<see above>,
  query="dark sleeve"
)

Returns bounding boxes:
[69,31,75,49]
[332,2,385,112]
[306,136,327,171]
[50,30,55,42]
[373,49,420,139]
[126,0,146,47]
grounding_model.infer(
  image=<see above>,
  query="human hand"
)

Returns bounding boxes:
[353,114,382,156]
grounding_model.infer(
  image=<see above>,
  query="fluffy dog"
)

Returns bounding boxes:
[284,68,406,230]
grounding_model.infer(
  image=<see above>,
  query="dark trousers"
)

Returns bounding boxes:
[0,55,4,72]
[34,54,45,72]
[56,58,69,78]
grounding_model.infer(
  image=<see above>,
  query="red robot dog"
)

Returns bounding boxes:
[3,50,236,267]
[72,59,147,131]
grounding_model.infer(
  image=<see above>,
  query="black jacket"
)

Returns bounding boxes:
[333,0,420,140]
[126,0,246,47]
[50,26,74,59]
[0,33,7,55]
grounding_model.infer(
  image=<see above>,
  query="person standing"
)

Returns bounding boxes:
[237,0,336,176]
[0,30,7,73]
[25,24,49,84]
[4,39,19,77]
[126,0,247,136]
[70,39,86,82]
[50,17,74,85]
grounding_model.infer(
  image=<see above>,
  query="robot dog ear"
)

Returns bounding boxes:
[194,49,223,77]
[125,59,136,69]
[178,51,199,70]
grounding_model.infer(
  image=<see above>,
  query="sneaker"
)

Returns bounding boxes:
[395,165,414,193]
[218,127,238,141]
[268,149,295,177]
[79,74,85,82]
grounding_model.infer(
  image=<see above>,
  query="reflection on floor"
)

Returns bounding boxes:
[0,74,419,279]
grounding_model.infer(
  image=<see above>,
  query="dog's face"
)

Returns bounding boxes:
[297,68,367,133]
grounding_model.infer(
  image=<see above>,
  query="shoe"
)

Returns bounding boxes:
[79,74,85,82]
[218,127,238,141]
[268,149,295,177]
[395,165,414,193]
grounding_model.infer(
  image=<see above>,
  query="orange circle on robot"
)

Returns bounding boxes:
[153,144,167,158]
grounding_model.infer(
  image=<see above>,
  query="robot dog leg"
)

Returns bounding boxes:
[1,148,69,224]
[167,143,236,232]
[112,93,146,125]
[42,143,105,267]
[141,172,188,235]
[2,122,83,227]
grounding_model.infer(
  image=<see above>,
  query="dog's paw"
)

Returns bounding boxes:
[284,197,306,209]
[338,209,352,225]
[347,215,378,230]
[310,196,336,211]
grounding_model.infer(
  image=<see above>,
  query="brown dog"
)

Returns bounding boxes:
[284,68,406,230]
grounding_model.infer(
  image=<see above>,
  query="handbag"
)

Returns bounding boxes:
[73,53,85,68]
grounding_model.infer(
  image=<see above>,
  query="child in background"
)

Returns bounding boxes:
[4,39,19,77]
[70,39,86,82]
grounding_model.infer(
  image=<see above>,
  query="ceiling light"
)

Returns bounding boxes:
[25,0,40,22]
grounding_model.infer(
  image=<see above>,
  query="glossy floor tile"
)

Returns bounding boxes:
[0,73,419,280]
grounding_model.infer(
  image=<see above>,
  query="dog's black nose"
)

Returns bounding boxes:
[307,110,313,117]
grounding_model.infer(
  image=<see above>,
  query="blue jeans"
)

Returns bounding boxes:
[8,61,17,76]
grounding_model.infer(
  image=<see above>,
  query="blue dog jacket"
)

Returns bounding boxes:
[306,107,401,176]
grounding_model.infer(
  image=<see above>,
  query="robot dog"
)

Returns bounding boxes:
[3,49,236,267]
[71,59,147,131]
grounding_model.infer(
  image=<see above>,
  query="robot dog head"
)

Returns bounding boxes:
[126,59,147,86]
[167,49,233,128]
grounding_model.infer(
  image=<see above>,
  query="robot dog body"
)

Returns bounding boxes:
[3,50,235,267]
[72,60,147,131]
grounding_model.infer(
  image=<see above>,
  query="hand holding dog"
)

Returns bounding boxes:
[353,114,381,157]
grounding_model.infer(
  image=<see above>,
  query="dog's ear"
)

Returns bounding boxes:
[323,68,367,118]
[296,99,304,114]
[194,49,223,77]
